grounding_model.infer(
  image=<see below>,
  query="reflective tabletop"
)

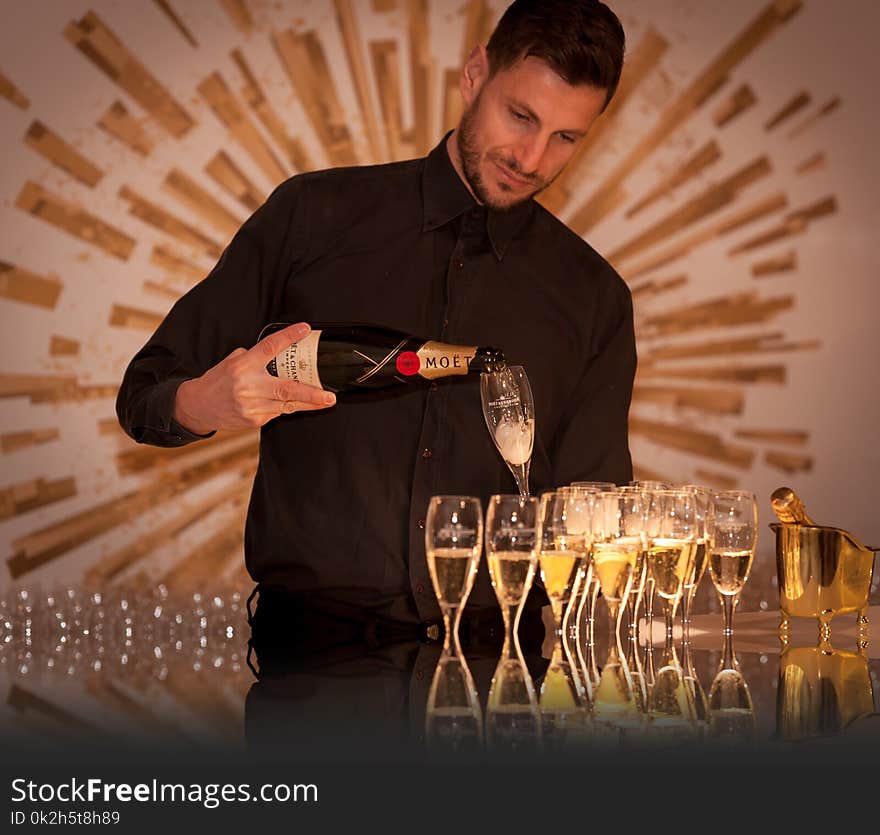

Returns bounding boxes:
[2,585,879,766]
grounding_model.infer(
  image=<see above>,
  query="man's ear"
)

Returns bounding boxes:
[459,44,489,107]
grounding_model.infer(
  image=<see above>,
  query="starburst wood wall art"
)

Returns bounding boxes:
[2,0,873,614]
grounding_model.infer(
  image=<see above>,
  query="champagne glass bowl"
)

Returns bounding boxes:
[480,366,535,498]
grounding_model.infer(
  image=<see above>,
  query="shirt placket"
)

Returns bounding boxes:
[407,212,476,622]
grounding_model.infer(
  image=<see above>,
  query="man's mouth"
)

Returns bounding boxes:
[493,161,533,188]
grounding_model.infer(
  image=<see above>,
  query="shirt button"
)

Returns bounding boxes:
[442,318,449,328]
[422,448,432,459]
[416,582,424,594]
[429,382,438,392]
[453,258,464,270]
[417,518,425,529]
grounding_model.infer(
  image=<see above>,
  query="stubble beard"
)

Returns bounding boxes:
[456,95,548,212]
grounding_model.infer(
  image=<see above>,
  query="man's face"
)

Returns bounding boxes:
[454,55,607,211]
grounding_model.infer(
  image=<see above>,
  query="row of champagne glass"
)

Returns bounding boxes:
[424,485,759,655]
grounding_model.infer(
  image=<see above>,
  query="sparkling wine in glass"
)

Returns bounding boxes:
[648,489,698,649]
[590,490,645,643]
[569,482,613,647]
[537,491,591,645]
[535,490,591,738]
[632,482,671,644]
[708,490,758,635]
[425,495,483,656]
[480,366,535,498]
[486,494,538,660]
[680,485,713,645]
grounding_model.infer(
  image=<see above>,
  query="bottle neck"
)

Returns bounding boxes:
[770,488,815,525]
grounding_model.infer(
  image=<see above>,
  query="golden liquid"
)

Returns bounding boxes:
[539,550,584,602]
[487,551,535,606]
[708,549,753,595]
[592,538,640,602]
[649,539,694,599]
[685,541,707,589]
[426,547,478,606]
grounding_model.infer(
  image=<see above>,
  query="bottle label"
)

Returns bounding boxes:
[272,329,323,388]
[416,341,477,379]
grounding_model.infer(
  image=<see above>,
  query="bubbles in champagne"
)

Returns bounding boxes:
[494,418,535,466]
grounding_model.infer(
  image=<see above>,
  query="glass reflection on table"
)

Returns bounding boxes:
[1,585,878,764]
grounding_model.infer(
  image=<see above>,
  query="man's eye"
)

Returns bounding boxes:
[511,109,529,121]
[559,134,576,144]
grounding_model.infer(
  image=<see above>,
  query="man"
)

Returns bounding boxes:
[116,0,634,656]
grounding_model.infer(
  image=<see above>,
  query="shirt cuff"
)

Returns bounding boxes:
[130,378,216,446]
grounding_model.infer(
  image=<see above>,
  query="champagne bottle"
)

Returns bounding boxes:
[770,486,816,525]
[260,322,506,394]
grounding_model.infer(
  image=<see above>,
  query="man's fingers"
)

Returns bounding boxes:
[249,322,311,364]
[278,399,334,415]
[256,378,336,407]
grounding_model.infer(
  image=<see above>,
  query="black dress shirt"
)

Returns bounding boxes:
[116,134,636,624]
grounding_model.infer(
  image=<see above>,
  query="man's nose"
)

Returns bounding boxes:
[512,133,549,175]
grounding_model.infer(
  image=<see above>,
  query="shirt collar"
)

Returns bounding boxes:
[421,132,535,261]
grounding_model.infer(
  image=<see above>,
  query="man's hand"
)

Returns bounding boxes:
[173,322,336,434]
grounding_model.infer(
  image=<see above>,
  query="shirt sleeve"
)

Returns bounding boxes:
[549,272,637,486]
[115,176,310,447]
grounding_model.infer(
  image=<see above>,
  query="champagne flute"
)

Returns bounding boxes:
[535,490,592,746]
[630,481,671,644]
[480,365,535,498]
[425,495,483,656]
[485,494,538,660]
[648,489,698,650]
[708,490,757,635]
[590,490,645,643]
[536,490,591,648]
[614,485,649,644]
[680,485,713,645]
[569,482,613,647]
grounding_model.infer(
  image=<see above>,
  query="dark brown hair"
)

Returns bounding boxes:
[486,0,626,111]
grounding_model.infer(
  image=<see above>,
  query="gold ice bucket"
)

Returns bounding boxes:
[771,521,877,647]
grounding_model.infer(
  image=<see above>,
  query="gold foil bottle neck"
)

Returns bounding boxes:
[770,486,816,526]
